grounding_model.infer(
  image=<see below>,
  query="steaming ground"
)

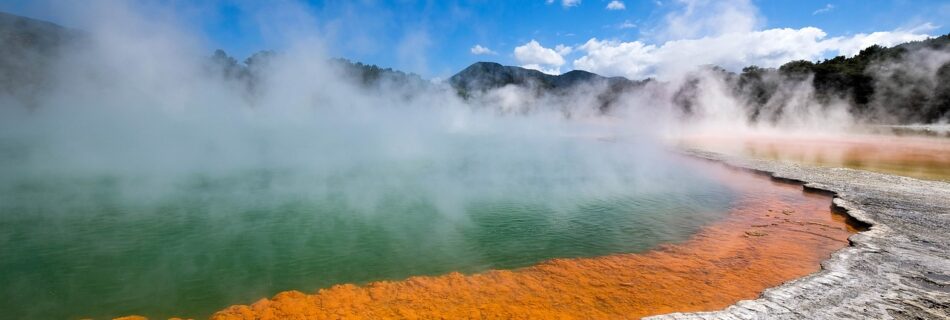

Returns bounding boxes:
[0,11,748,319]
[0,57,740,318]
[0,131,739,319]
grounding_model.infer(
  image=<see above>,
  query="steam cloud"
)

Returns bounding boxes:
[0,1,947,208]
[0,1,705,219]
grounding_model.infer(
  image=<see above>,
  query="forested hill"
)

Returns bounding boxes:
[204,49,428,94]
[731,34,950,123]
[448,62,649,112]
[448,61,644,95]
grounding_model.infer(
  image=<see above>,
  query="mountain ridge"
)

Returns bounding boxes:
[447,61,645,95]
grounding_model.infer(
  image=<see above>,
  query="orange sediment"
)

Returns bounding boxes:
[679,133,950,181]
[206,164,862,320]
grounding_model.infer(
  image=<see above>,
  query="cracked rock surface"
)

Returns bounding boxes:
[647,150,950,320]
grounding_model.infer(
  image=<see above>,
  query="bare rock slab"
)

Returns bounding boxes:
[648,150,950,320]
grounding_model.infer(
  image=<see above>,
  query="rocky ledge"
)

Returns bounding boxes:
[648,150,950,319]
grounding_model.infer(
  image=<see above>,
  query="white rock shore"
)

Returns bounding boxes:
[648,150,950,319]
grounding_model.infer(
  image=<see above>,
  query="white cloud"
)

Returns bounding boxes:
[555,44,573,55]
[657,0,761,40]
[562,0,582,8]
[572,25,933,80]
[514,40,565,66]
[470,44,497,55]
[606,1,626,10]
[574,39,657,79]
[813,4,834,15]
[825,24,938,56]
[522,64,562,75]
[547,0,581,8]
[572,0,933,80]
[618,20,636,29]
[514,40,568,75]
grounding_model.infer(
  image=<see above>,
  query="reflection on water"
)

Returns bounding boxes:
[681,132,950,181]
[0,140,734,319]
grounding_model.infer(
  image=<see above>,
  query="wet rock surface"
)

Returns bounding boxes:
[648,150,950,320]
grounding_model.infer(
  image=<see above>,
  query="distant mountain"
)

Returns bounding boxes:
[201,50,430,99]
[449,62,550,94]
[449,62,642,94]
[0,11,74,51]
[448,62,648,112]
[0,11,428,105]
[0,11,79,107]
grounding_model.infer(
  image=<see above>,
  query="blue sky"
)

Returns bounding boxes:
[2,0,948,79]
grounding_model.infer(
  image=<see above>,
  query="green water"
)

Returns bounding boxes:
[0,138,736,319]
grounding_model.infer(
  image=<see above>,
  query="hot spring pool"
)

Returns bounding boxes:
[0,135,738,319]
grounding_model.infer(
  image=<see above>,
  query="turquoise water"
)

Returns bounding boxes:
[0,135,736,319]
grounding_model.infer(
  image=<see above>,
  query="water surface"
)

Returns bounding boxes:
[211,164,859,320]
[0,136,737,319]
